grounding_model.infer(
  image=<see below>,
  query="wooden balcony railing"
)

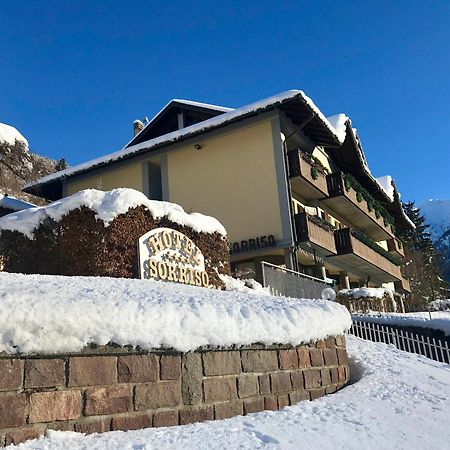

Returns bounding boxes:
[287,150,328,200]
[323,172,396,242]
[333,228,402,282]
[294,212,337,255]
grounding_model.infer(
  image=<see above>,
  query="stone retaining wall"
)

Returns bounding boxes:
[0,336,349,446]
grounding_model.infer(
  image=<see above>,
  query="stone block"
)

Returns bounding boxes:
[135,380,181,410]
[310,388,326,400]
[118,355,158,383]
[29,391,81,423]
[68,356,117,387]
[322,348,339,367]
[111,414,151,431]
[290,371,304,390]
[270,372,291,394]
[179,405,213,425]
[237,374,258,399]
[264,395,278,411]
[297,347,311,369]
[204,377,237,403]
[309,348,324,367]
[321,368,331,386]
[278,394,289,409]
[258,374,270,395]
[74,418,111,434]
[335,335,346,347]
[181,353,203,405]
[46,422,74,432]
[243,398,265,415]
[303,369,321,389]
[214,401,243,419]
[325,385,338,395]
[160,355,181,380]
[5,427,44,446]
[279,349,298,370]
[0,359,23,392]
[338,366,347,382]
[202,351,241,376]
[289,390,309,404]
[330,367,339,384]
[84,385,130,416]
[153,410,178,427]
[241,350,278,373]
[25,359,65,388]
[316,340,327,349]
[337,348,349,366]
[325,337,336,348]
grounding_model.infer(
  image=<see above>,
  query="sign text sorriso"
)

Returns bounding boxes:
[138,228,209,287]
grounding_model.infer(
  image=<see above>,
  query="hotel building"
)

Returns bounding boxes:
[24,90,412,293]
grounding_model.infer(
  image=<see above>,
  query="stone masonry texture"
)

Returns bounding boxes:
[0,335,349,446]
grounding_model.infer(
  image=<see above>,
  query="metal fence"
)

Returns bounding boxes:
[261,261,334,299]
[349,319,450,364]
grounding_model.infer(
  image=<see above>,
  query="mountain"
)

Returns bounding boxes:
[0,122,65,205]
[420,199,450,282]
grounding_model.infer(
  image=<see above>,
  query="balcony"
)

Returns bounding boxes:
[387,238,405,258]
[395,277,411,293]
[294,212,337,256]
[331,228,402,283]
[288,150,328,200]
[322,172,395,242]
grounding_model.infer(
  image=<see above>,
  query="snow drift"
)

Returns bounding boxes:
[0,272,351,354]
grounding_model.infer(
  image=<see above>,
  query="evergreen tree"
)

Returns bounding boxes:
[400,201,447,310]
[55,158,68,171]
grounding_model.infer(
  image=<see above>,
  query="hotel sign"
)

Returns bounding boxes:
[138,228,209,287]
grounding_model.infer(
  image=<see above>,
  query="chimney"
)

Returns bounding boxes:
[134,119,144,136]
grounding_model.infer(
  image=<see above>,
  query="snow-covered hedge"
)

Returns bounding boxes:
[0,189,230,287]
[0,272,352,354]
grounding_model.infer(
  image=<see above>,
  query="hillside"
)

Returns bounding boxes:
[421,199,450,282]
[0,122,64,205]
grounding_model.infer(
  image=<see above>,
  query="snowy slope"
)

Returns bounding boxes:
[421,199,450,240]
[13,336,450,450]
[421,199,450,281]
[0,123,28,148]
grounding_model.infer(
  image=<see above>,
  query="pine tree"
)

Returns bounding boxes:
[400,201,447,310]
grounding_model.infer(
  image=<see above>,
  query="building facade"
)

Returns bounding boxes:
[24,90,412,293]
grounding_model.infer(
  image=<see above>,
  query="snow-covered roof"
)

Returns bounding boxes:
[326,113,349,143]
[0,122,29,148]
[375,176,395,202]
[0,188,227,239]
[25,90,342,191]
[0,194,36,212]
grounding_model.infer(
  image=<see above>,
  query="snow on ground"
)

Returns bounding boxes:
[354,311,450,336]
[12,336,450,450]
[0,272,351,354]
[0,123,29,148]
[0,188,227,239]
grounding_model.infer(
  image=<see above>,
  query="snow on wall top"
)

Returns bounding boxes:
[0,272,352,354]
[326,113,348,143]
[0,123,29,148]
[26,90,342,189]
[0,188,227,239]
[375,175,395,202]
[339,287,394,300]
[0,194,36,212]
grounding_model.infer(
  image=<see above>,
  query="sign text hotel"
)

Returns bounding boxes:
[139,228,209,287]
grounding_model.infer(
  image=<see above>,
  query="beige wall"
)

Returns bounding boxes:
[65,163,142,196]
[167,119,284,244]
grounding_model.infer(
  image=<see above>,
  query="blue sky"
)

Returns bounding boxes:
[1,1,449,204]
